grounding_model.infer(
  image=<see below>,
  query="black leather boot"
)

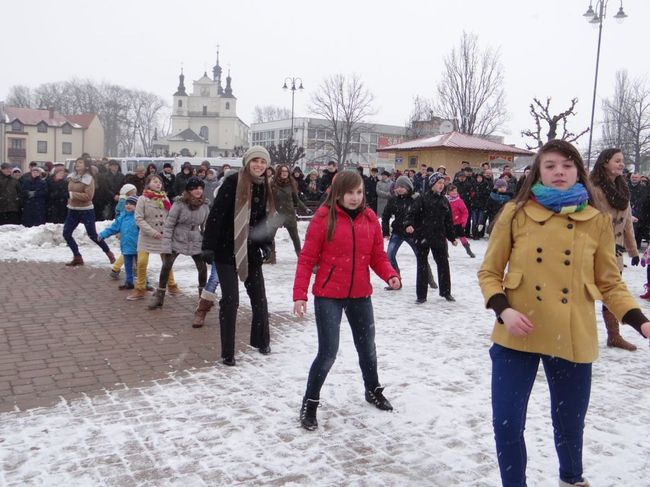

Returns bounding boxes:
[300,398,319,431]
[365,386,393,411]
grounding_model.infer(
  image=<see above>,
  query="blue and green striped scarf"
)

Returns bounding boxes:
[530,182,589,214]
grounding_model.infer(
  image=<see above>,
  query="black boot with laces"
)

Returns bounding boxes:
[365,386,393,411]
[300,398,319,431]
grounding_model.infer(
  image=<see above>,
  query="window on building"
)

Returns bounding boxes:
[279,128,292,142]
[308,129,316,139]
[37,141,48,153]
[199,126,209,141]
[370,134,379,144]
[37,122,48,133]
[408,156,418,168]
[62,142,72,155]
[225,102,230,110]
[10,138,24,149]
[178,100,183,107]
[62,123,72,134]
[202,106,207,116]
[359,144,369,154]
[11,120,23,132]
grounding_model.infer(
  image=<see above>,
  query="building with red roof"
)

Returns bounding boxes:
[377,131,534,174]
[1,106,104,170]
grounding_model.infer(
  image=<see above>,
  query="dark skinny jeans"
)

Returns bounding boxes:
[63,208,110,256]
[158,252,207,290]
[304,297,380,401]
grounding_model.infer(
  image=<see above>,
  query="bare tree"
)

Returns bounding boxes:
[309,73,375,166]
[268,138,306,166]
[601,71,650,172]
[253,105,292,123]
[405,95,434,140]
[5,85,34,107]
[521,97,589,150]
[433,32,508,136]
[5,79,167,157]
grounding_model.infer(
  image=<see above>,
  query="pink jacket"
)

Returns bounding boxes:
[447,194,469,227]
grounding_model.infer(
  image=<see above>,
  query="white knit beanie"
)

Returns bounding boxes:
[243,146,271,166]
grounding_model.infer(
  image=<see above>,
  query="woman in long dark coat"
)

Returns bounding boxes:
[47,168,69,224]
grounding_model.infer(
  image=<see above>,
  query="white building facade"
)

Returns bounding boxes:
[250,117,408,171]
[153,51,248,158]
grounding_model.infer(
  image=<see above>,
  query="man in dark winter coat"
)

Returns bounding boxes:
[102,160,125,220]
[159,162,176,200]
[405,172,458,303]
[629,173,650,248]
[470,173,491,238]
[0,163,21,225]
[174,162,193,196]
[359,167,378,213]
[20,166,48,227]
[318,161,338,193]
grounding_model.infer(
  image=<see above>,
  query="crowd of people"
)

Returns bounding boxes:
[3,143,650,486]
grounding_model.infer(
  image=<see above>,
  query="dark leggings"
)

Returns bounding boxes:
[158,252,207,289]
[63,208,110,256]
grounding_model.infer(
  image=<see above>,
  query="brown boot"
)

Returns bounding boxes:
[167,284,181,296]
[193,298,214,328]
[126,289,146,301]
[105,250,116,264]
[603,307,637,351]
[65,255,84,266]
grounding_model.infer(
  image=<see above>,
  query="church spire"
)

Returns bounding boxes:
[174,67,187,96]
[212,45,223,95]
[224,68,234,97]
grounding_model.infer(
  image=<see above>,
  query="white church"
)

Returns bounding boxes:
[153,50,249,158]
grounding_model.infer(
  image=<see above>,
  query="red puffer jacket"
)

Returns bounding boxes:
[293,205,398,301]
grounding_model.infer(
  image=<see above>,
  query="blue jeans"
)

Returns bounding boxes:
[63,209,109,256]
[304,297,380,400]
[490,344,591,487]
[123,254,136,285]
[470,208,486,237]
[205,262,220,293]
[386,233,418,273]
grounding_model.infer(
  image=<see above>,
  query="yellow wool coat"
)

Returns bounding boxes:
[478,200,639,363]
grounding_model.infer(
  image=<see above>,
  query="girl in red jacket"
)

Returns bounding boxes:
[446,184,475,258]
[293,171,401,431]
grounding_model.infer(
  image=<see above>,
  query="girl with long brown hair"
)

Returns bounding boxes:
[293,170,401,431]
[589,148,640,351]
[271,164,309,258]
[201,146,276,366]
[478,140,650,486]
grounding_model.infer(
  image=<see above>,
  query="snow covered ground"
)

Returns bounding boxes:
[0,221,649,486]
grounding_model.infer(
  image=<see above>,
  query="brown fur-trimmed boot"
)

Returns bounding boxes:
[193,290,216,328]
[603,307,637,351]
[65,255,84,266]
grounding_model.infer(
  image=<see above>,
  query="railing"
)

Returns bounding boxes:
[7,148,26,158]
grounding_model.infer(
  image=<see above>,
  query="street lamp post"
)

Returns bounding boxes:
[282,77,304,142]
[583,0,628,169]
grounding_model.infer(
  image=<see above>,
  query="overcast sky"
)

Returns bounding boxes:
[1,0,648,150]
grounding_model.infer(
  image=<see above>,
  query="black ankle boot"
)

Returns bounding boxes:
[300,398,319,431]
[365,386,393,411]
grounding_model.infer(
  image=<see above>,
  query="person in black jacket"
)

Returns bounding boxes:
[47,168,69,223]
[103,160,125,220]
[20,166,48,227]
[405,172,458,303]
[174,162,193,196]
[318,161,338,192]
[202,146,275,366]
[382,175,437,290]
[470,173,491,239]
[159,162,176,200]
[0,163,21,225]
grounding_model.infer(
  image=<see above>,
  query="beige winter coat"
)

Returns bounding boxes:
[590,186,638,271]
[478,201,639,363]
[135,195,169,254]
[161,198,209,255]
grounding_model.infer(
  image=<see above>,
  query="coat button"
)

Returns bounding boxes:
[562,288,569,294]
[561,298,568,304]
[565,250,571,255]
[539,221,545,226]
[535,285,541,291]
[536,257,542,263]
[536,296,542,301]
[567,223,574,229]
[564,260,571,265]
[537,248,543,253]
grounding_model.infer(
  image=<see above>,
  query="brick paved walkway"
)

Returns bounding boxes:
[0,260,266,413]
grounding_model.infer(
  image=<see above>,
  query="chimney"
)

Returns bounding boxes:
[48,107,55,119]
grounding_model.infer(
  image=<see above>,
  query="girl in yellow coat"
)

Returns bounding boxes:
[477,140,650,487]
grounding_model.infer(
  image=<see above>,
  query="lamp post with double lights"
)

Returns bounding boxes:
[282,77,304,142]
[582,0,628,168]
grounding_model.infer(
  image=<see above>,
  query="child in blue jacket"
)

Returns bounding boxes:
[99,196,140,289]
